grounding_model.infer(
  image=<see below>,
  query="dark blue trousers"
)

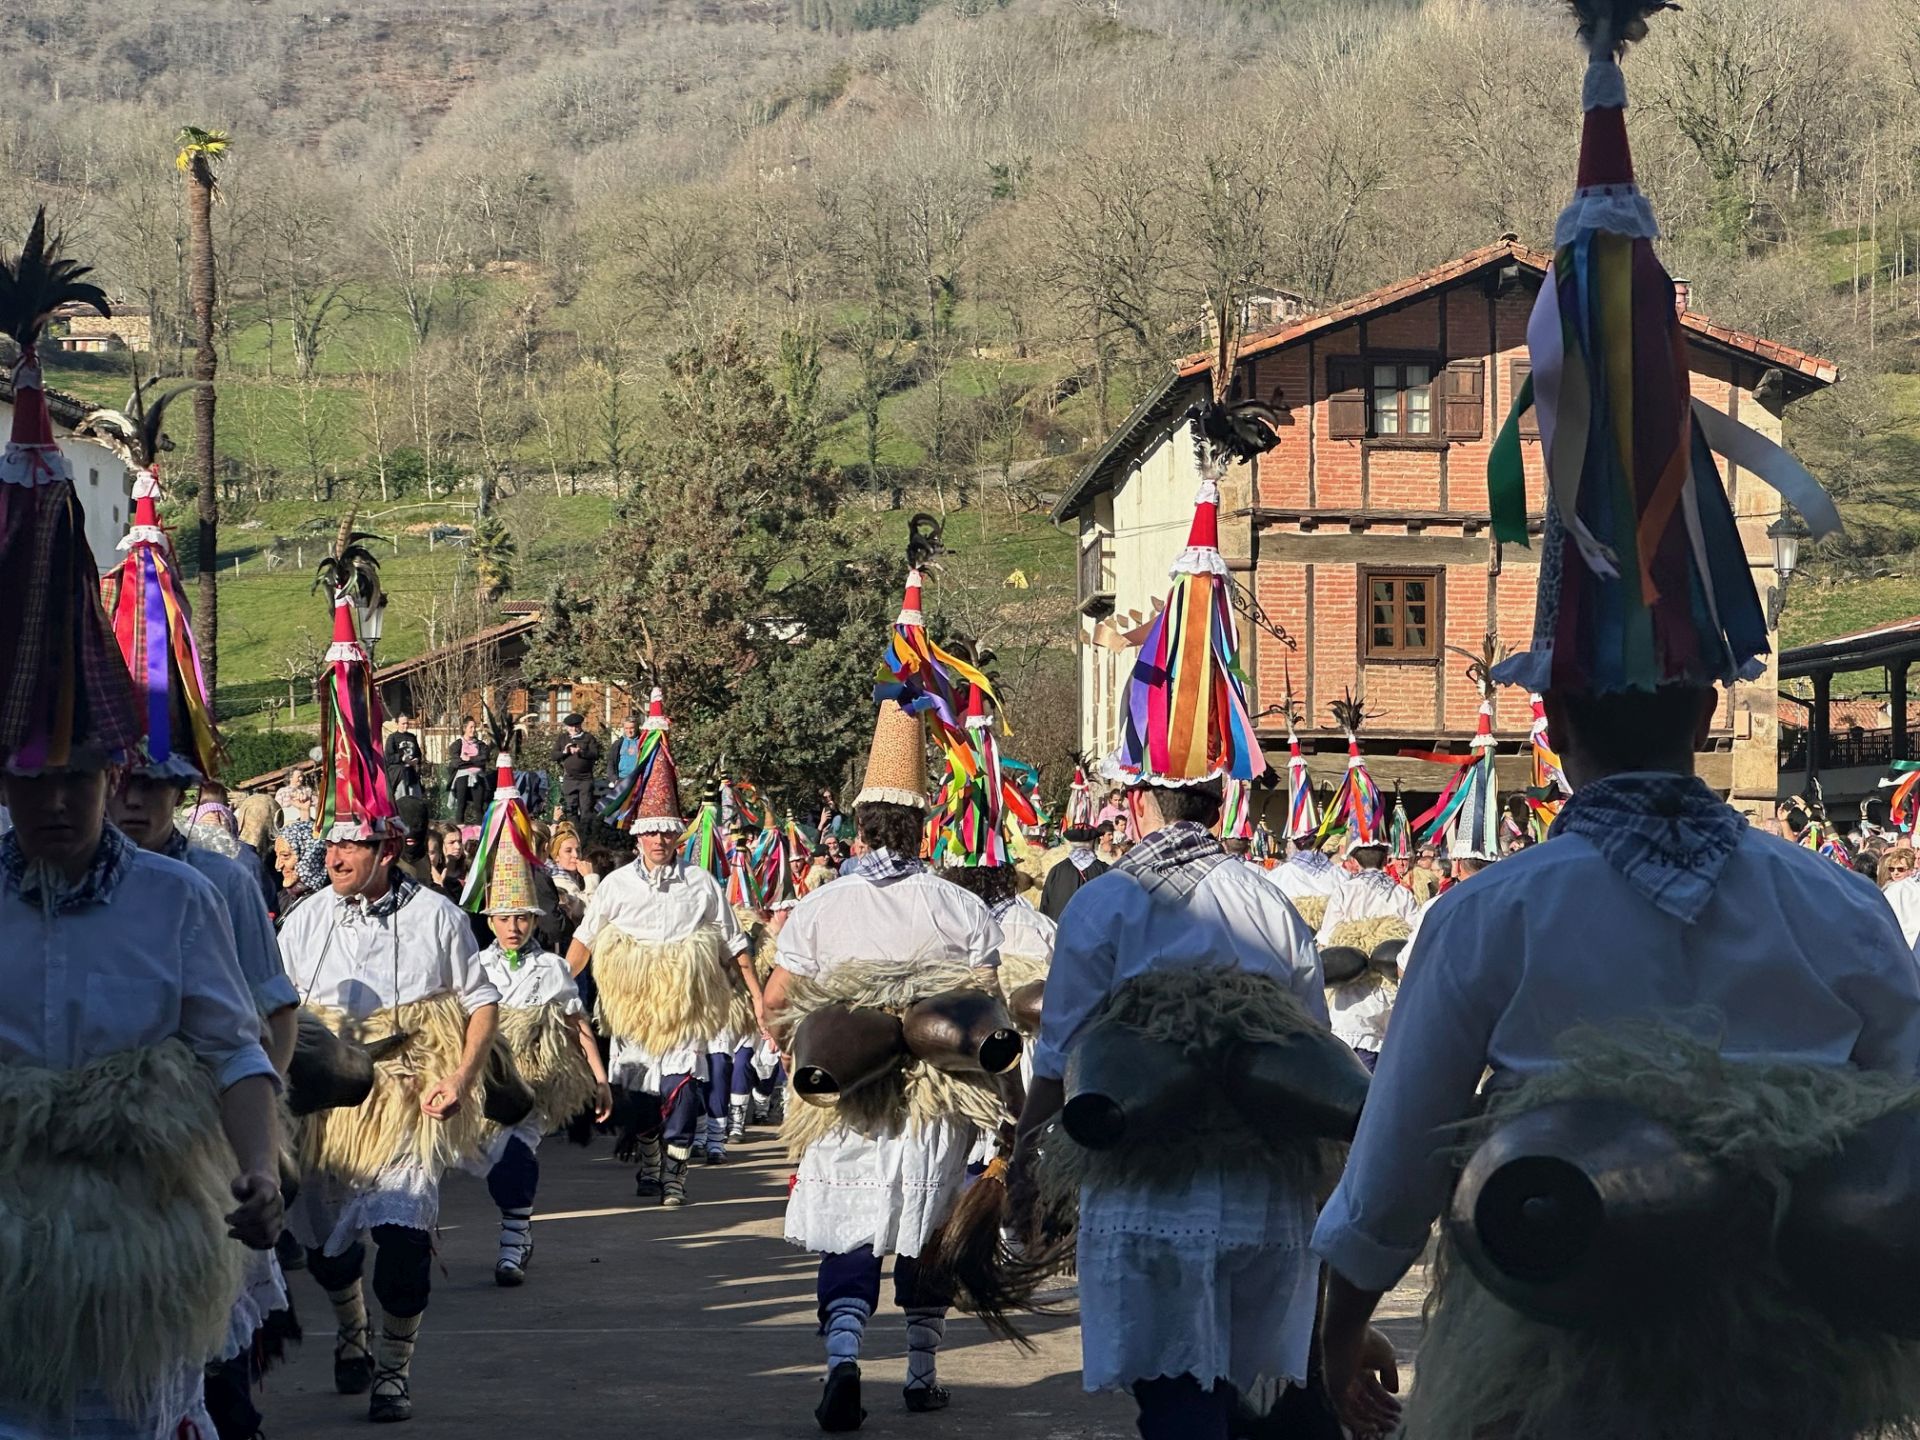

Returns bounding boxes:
[658,1072,705,1147]
[815,1244,952,1325]
[487,1135,539,1210]
[1132,1375,1239,1440]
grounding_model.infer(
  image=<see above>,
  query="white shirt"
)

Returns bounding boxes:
[476,941,583,1014]
[1268,851,1343,903]
[1033,858,1327,1082]
[1315,867,1420,945]
[179,837,300,1018]
[1313,829,1920,1293]
[0,836,274,1093]
[1883,872,1920,950]
[576,860,746,956]
[994,896,1057,964]
[1315,868,1419,1052]
[281,879,497,1019]
[1398,891,1443,976]
[777,870,1002,981]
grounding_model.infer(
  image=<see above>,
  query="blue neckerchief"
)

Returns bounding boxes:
[1549,772,1746,924]
[851,848,924,884]
[1,826,139,912]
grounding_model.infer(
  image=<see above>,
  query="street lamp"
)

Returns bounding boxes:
[350,587,386,659]
[1767,511,1810,631]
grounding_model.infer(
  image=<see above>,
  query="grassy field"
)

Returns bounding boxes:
[198,489,1073,726]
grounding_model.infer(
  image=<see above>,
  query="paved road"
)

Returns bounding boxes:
[264,1128,1426,1438]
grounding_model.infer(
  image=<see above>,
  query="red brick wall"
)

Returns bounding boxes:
[1248,273,1740,745]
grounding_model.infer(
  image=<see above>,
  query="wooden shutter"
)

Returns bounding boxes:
[1509,359,1540,439]
[1326,356,1367,439]
[1440,359,1485,441]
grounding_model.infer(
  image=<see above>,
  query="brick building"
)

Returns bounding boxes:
[1057,238,1837,817]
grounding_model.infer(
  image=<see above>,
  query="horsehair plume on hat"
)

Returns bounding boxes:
[310,507,388,636]
[1567,0,1678,58]
[1486,0,1840,698]
[97,380,222,781]
[0,208,139,771]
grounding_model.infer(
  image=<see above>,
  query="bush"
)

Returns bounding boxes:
[223,729,318,784]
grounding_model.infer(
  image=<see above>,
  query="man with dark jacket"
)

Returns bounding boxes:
[1040,822,1110,922]
[553,714,603,825]
[385,714,428,838]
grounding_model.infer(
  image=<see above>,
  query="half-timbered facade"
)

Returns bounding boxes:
[1058,238,1837,816]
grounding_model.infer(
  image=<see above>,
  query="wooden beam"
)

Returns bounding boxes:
[1256,532,1524,566]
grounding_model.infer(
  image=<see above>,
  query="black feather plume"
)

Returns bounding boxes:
[1567,0,1679,57]
[0,207,109,350]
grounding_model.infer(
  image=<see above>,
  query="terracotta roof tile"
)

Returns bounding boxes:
[1176,237,1838,388]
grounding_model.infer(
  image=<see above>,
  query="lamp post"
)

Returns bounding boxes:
[354,589,386,659]
[1767,512,1810,631]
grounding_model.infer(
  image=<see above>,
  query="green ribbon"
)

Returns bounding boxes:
[1490,371,1535,547]
[1891,761,1920,773]
[504,948,524,970]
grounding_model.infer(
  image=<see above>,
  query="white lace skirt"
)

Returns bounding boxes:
[1075,1171,1319,1405]
[288,1162,440,1255]
[783,1118,971,1258]
[218,1247,291,1362]
[0,1373,210,1440]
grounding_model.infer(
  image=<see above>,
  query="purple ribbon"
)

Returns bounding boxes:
[142,553,172,762]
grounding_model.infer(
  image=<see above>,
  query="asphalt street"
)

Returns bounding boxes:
[263,1127,1426,1439]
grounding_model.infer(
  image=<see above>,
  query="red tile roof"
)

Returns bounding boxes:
[1176,238,1839,388]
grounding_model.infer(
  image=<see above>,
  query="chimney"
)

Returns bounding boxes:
[1672,278,1692,315]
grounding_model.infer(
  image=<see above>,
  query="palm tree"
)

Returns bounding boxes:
[471,515,516,602]
[176,126,229,693]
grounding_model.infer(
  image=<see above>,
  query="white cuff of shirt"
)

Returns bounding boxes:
[727,935,751,958]
[1310,1206,1427,1294]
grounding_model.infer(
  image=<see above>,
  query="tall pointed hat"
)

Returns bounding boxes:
[1488,0,1840,696]
[316,583,400,842]
[97,383,222,781]
[855,700,930,808]
[1318,692,1384,851]
[753,812,802,910]
[461,739,544,916]
[1415,642,1501,859]
[1064,764,1098,834]
[1525,692,1572,839]
[876,519,1000,737]
[1284,706,1318,839]
[1108,473,1263,787]
[1221,776,1254,842]
[0,210,140,772]
[679,779,725,879]
[935,684,1039,868]
[609,687,682,835]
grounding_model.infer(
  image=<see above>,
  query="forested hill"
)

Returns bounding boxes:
[5,0,1920,653]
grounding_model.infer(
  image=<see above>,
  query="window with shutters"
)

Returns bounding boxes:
[1327,353,1483,444]
[1508,359,1540,439]
[1361,568,1442,662]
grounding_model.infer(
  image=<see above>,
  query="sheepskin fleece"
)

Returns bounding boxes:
[0,1041,242,1419]
[497,1000,598,1128]
[1407,1024,1920,1440]
[996,950,1050,997]
[1324,914,1409,952]
[297,995,488,1185]
[1290,893,1329,932]
[779,957,1008,1163]
[1036,967,1341,1219]
[591,925,739,1055]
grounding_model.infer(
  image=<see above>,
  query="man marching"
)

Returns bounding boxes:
[1314,10,1920,1438]
[280,587,500,1424]
[566,691,758,1208]
[0,209,282,1439]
